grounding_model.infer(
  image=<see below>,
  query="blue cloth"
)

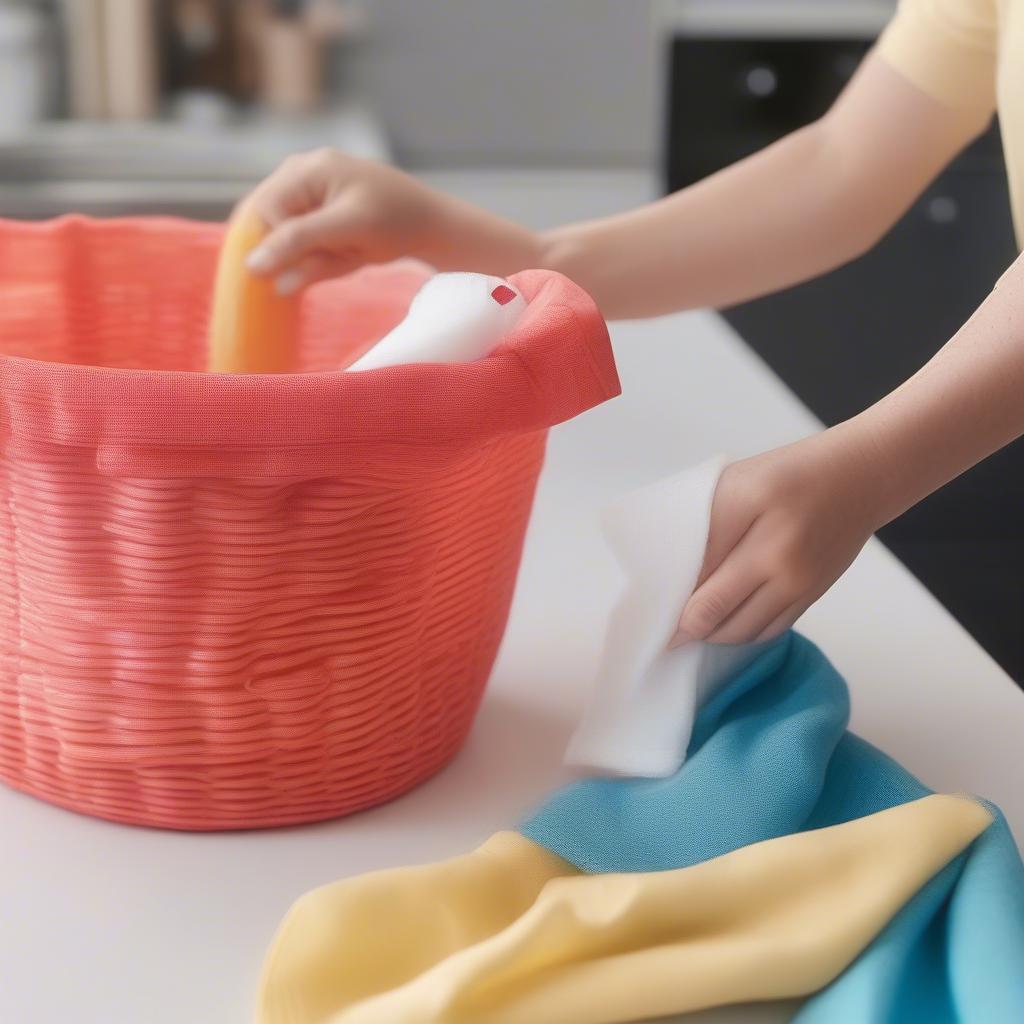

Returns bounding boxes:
[522,631,1024,1023]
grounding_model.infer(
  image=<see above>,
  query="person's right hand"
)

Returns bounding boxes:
[240,148,542,295]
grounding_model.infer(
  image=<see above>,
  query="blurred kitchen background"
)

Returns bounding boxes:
[0,0,1021,685]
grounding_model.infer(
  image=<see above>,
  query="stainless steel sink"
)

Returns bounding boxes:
[0,105,390,220]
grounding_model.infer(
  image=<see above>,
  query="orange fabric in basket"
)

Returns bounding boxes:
[206,206,300,374]
[0,216,619,831]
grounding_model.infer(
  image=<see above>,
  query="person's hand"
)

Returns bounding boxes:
[675,428,889,645]
[239,148,542,294]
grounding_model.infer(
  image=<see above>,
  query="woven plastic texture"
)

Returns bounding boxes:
[0,216,619,830]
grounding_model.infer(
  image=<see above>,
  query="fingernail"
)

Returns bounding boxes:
[275,270,304,296]
[667,629,694,650]
[246,246,273,273]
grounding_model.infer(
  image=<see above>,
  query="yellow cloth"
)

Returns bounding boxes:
[257,794,991,1024]
[207,207,299,373]
[876,0,1024,242]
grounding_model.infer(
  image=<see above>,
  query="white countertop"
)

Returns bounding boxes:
[2,171,1022,1024]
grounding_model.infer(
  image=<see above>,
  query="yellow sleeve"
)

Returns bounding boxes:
[876,0,998,119]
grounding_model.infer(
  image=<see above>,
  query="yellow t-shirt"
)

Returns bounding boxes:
[877,0,1024,243]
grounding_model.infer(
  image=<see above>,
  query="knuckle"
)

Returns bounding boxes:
[309,145,341,168]
[685,592,729,634]
[744,474,776,506]
[275,219,307,251]
[280,147,336,173]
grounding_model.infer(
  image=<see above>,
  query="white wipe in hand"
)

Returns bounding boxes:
[346,272,527,371]
[566,457,770,779]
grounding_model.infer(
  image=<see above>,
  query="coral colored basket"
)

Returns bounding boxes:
[0,216,619,830]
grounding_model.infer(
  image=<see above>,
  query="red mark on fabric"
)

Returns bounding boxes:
[491,285,516,306]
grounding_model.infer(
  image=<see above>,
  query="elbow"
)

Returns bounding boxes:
[844,216,889,262]
[807,121,901,268]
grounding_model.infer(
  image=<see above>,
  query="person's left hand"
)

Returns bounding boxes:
[674,428,888,646]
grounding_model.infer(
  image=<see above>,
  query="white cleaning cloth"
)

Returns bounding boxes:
[566,456,768,778]
[346,272,527,371]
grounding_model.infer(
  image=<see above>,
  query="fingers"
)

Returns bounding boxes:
[692,496,749,590]
[675,530,766,644]
[674,571,809,648]
[273,250,361,296]
[665,436,878,650]
[754,601,809,643]
[245,207,342,278]
[234,148,367,283]
[689,460,760,588]
[704,582,777,644]
[246,147,342,225]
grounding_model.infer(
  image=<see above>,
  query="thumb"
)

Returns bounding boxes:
[245,206,347,277]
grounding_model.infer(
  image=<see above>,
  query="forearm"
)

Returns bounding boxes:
[410,57,978,323]
[410,145,864,313]
[842,253,1024,528]
[425,190,547,279]
[542,55,980,320]
[540,121,884,320]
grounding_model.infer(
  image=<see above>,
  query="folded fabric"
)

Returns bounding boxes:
[257,632,1024,1023]
[566,457,767,777]
[526,633,1024,1022]
[259,834,575,1024]
[207,206,300,373]
[254,461,1024,1024]
[258,796,990,1024]
[346,273,526,371]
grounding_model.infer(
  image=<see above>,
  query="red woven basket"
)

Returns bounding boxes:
[0,216,619,830]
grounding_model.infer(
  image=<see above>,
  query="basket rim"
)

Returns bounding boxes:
[0,216,620,464]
